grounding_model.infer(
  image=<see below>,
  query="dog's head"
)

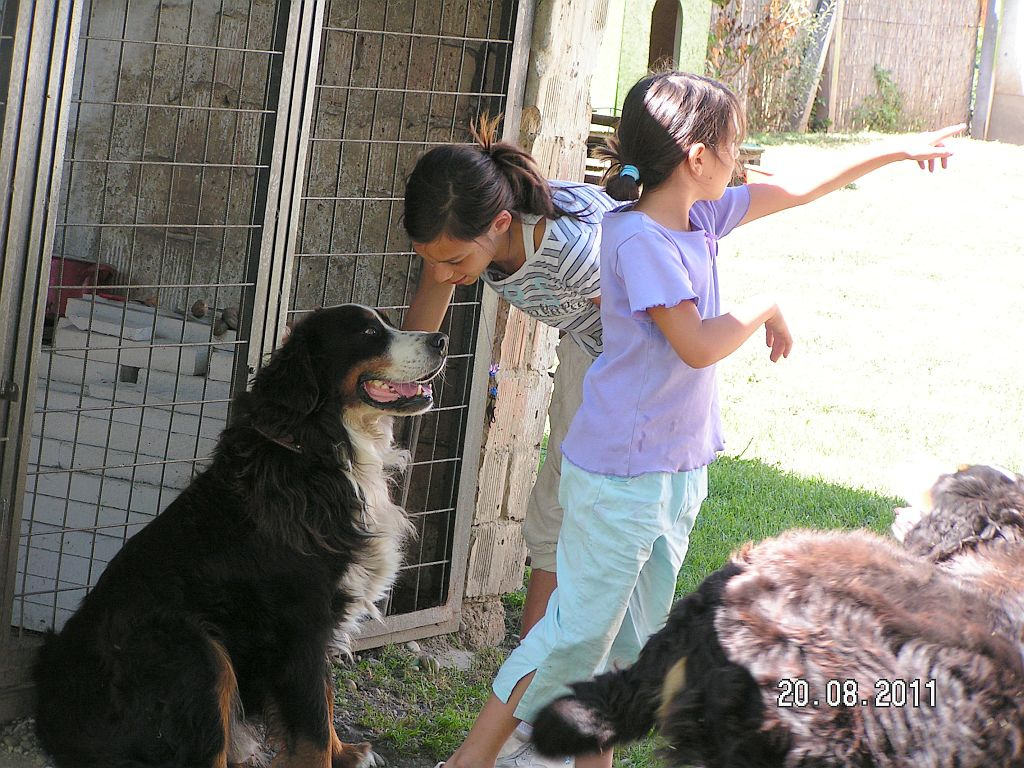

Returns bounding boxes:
[892,464,1024,561]
[243,304,447,442]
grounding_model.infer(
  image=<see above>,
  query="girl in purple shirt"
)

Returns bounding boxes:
[440,72,961,768]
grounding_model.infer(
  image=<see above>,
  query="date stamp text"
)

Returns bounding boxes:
[776,678,937,709]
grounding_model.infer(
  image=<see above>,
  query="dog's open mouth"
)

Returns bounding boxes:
[358,370,442,413]
[361,378,433,404]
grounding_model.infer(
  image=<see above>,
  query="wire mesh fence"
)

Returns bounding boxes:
[14,0,289,634]
[292,0,516,622]
[5,0,518,654]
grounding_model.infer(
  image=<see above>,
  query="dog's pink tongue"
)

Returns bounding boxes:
[364,380,429,402]
[364,381,400,402]
[391,381,421,398]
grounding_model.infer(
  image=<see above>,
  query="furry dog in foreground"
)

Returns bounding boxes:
[532,465,1024,767]
[34,304,447,768]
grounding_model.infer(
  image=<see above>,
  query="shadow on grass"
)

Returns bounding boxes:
[677,455,903,597]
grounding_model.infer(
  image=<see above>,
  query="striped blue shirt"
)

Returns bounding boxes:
[482,182,619,357]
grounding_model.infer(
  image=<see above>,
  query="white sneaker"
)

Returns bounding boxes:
[497,729,527,760]
[495,741,573,768]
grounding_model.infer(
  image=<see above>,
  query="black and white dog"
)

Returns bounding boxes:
[34,304,447,768]
[533,465,1024,767]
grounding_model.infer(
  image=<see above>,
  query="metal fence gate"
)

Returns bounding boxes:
[0,0,522,719]
[294,0,518,645]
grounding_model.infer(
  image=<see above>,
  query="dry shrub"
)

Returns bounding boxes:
[708,0,819,132]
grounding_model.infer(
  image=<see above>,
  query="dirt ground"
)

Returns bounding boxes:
[0,638,474,768]
[0,718,440,768]
[0,713,439,768]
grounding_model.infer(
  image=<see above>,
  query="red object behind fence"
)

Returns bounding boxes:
[45,258,120,320]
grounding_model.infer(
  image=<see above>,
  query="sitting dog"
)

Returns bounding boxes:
[34,304,447,768]
[532,465,1024,767]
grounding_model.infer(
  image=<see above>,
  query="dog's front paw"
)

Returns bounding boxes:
[332,740,380,768]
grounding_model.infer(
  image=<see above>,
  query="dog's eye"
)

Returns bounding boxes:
[363,326,380,336]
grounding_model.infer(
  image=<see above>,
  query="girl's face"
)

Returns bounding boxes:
[691,123,740,200]
[413,212,512,286]
[414,234,497,286]
[709,136,741,196]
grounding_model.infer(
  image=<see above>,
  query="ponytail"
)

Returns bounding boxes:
[596,134,641,202]
[403,114,568,244]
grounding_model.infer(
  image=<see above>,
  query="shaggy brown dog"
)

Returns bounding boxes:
[34,304,447,768]
[532,465,1024,767]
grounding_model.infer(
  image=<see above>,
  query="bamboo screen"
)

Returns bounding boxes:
[825,0,980,130]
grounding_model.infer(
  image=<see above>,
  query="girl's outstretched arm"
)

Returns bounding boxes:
[402,269,455,331]
[648,295,792,369]
[738,124,965,226]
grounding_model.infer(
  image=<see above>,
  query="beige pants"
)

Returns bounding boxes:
[522,333,594,572]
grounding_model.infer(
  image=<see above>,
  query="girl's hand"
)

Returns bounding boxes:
[897,123,966,172]
[764,310,792,363]
[740,123,965,225]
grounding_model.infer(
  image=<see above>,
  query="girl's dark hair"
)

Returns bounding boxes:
[599,71,746,201]
[403,114,567,243]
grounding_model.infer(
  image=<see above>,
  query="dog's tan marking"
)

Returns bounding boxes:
[657,656,688,725]
[210,639,238,768]
[327,679,373,768]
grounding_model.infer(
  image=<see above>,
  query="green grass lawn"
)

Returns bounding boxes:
[678,456,899,595]
[340,132,1024,766]
[719,132,1024,492]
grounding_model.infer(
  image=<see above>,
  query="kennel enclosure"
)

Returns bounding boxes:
[0,0,527,719]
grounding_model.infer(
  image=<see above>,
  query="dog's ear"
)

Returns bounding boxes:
[247,332,321,436]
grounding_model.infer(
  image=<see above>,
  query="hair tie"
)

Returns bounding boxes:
[620,164,640,182]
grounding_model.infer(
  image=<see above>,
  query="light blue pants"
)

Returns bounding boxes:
[493,458,708,723]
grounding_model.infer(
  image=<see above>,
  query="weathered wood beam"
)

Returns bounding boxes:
[464,0,610,619]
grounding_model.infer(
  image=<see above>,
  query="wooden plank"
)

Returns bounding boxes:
[972,0,1000,139]
[1,0,84,719]
[785,0,840,132]
[827,0,845,129]
[467,0,610,612]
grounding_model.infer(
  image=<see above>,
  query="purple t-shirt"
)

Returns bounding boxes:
[561,185,751,476]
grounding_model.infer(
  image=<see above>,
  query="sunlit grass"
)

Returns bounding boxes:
[720,134,1024,491]
[343,134,1024,768]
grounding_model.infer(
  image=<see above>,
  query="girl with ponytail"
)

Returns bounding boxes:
[402,116,617,736]
[435,71,961,768]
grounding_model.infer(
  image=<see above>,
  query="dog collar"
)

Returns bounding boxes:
[254,427,352,472]
[254,426,302,454]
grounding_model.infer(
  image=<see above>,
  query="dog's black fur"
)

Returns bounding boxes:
[33,304,447,768]
[532,465,1024,767]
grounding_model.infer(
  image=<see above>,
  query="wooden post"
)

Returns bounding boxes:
[972,0,1000,140]
[461,0,611,646]
[827,0,845,130]
[785,0,841,132]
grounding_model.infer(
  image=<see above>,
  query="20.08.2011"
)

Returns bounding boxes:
[777,677,937,709]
